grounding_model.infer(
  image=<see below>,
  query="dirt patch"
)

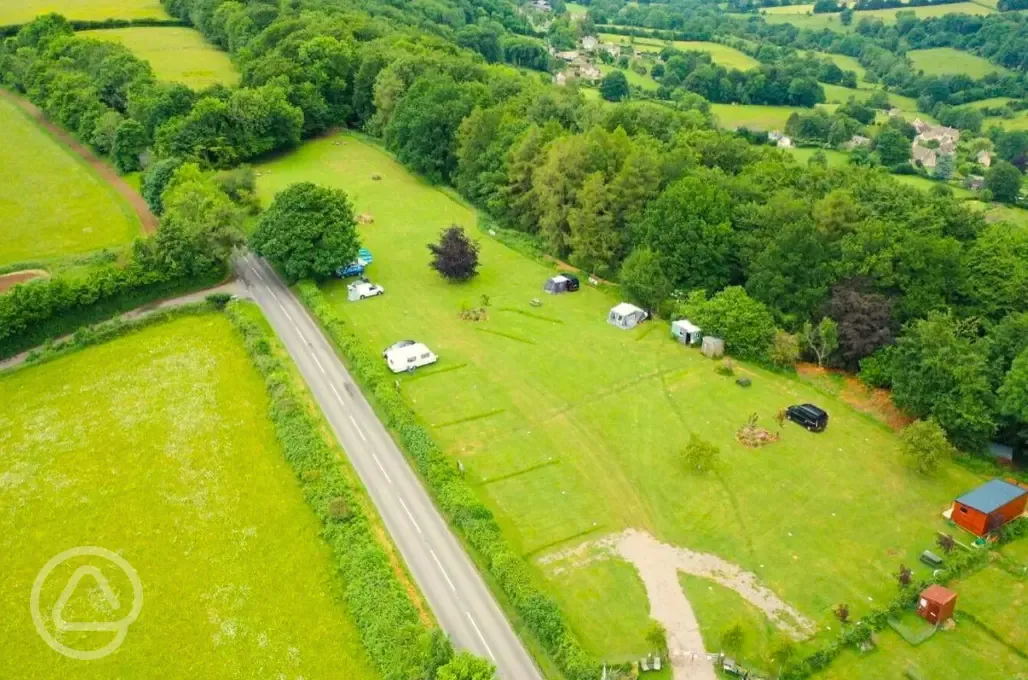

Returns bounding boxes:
[540,530,815,680]
[0,269,49,293]
[796,363,913,431]
[0,89,157,234]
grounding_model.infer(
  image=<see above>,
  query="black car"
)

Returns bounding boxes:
[786,403,829,432]
[564,274,580,291]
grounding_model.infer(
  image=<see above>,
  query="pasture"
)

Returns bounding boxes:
[84,27,240,90]
[0,314,379,679]
[598,34,759,70]
[785,147,851,168]
[908,47,1011,78]
[597,63,658,91]
[710,102,810,130]
[0,0,168,26]
[0,96,140,267]
[254,134,1010,674]
[759,2,992,31]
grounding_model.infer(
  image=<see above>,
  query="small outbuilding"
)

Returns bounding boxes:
[544,274,579,294]
[671,319,702,345]
[608,302,647,330]
[951,479,1028,537]
[917,585,957,625]
[701,336,724,359]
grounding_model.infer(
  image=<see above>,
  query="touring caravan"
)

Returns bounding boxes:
[384,342,438,373]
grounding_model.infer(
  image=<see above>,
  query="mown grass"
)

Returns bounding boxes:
[679,572,801,674]
[0,0,169,26]
[0,314,379,679]
[908,47,1011,78]
[254,133,1008,672]
[893,174,975,199]
[0,96,140,267]
[84,27,240,90]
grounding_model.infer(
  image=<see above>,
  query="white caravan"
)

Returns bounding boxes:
[384,342,438,373]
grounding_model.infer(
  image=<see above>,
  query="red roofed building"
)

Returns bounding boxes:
[918,585,957,625]
[951,479,1028,537]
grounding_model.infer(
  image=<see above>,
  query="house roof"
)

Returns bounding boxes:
[955,479,1027,514]
[921,584,957,605]
[673,319,701,333]
[611,302,644,316]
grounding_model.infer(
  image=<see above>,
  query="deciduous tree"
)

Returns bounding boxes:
[900,419,955,475]
[250,183,359,281]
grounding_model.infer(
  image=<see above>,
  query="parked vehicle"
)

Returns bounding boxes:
[336,261,365,278]
[382,339,416,358]
[336,247,374,278]
[384,342,437,373]
[785,404,829,432]
[347,281,384,301]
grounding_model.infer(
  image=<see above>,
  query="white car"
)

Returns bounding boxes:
[347,281,384,301]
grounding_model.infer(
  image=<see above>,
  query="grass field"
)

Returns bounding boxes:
[84,27,239,90]
[711,103,809,130]
[597,34,758,70]
[821,53,871,84]
[908,48,1011,78]
[893,174,975,199]
[567,1,588,17]
[251,134,1015,676]
[785,147,851,167]
[597,63,658,91]
[0,314,379,678]
[0,96,140,267]
[758,2,992,31]
[0,0,169,26]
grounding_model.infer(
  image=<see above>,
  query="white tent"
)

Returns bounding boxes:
[671,319,701,345]
[608,302,647,330]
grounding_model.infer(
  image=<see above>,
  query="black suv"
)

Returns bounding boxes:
[786,404,829,432]
[564,274,580,291]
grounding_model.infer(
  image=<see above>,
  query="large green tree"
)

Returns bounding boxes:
[636,172,736,293]
[889,312,996,451]
[998,349,1028,424]
[250,183,359,281]
[683,287,778,362]
[600,70,630,102]
[619,247,672,311]
[568,172,619,275]
[875,128,911,167]
[986,160,1023,204]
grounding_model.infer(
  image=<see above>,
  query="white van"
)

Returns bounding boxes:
[385,342,438,373]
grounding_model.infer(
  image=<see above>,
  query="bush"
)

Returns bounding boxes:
[224,303,453,680]
[296,282,599,680]
[206,292,233,308]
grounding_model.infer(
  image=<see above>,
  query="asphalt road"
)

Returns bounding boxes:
[234,254,543,680]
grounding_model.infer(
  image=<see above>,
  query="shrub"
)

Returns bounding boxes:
[206,292,233,308]
[327,497,351,521]
[682,433,720,473]
[715,358,735,376]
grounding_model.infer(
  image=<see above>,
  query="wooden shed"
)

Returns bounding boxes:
[917,585,957,625]
[951,479,1028,537]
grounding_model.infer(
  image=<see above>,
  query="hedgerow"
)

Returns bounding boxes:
[224,302,451,680]
[0,264,223,359]
[296,281,599,680]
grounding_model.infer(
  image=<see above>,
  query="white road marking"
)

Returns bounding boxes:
[312,353,326,374]
[398,497,422,534]
[466,612,496,661]
[279,304,295,323]
[250,265,265,282]
[330,383,345,404]
[372,453,393,485]
[430,549,456,592]
[349,415,367,441]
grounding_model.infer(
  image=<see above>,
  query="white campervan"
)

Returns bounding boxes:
[384,342,438,373]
